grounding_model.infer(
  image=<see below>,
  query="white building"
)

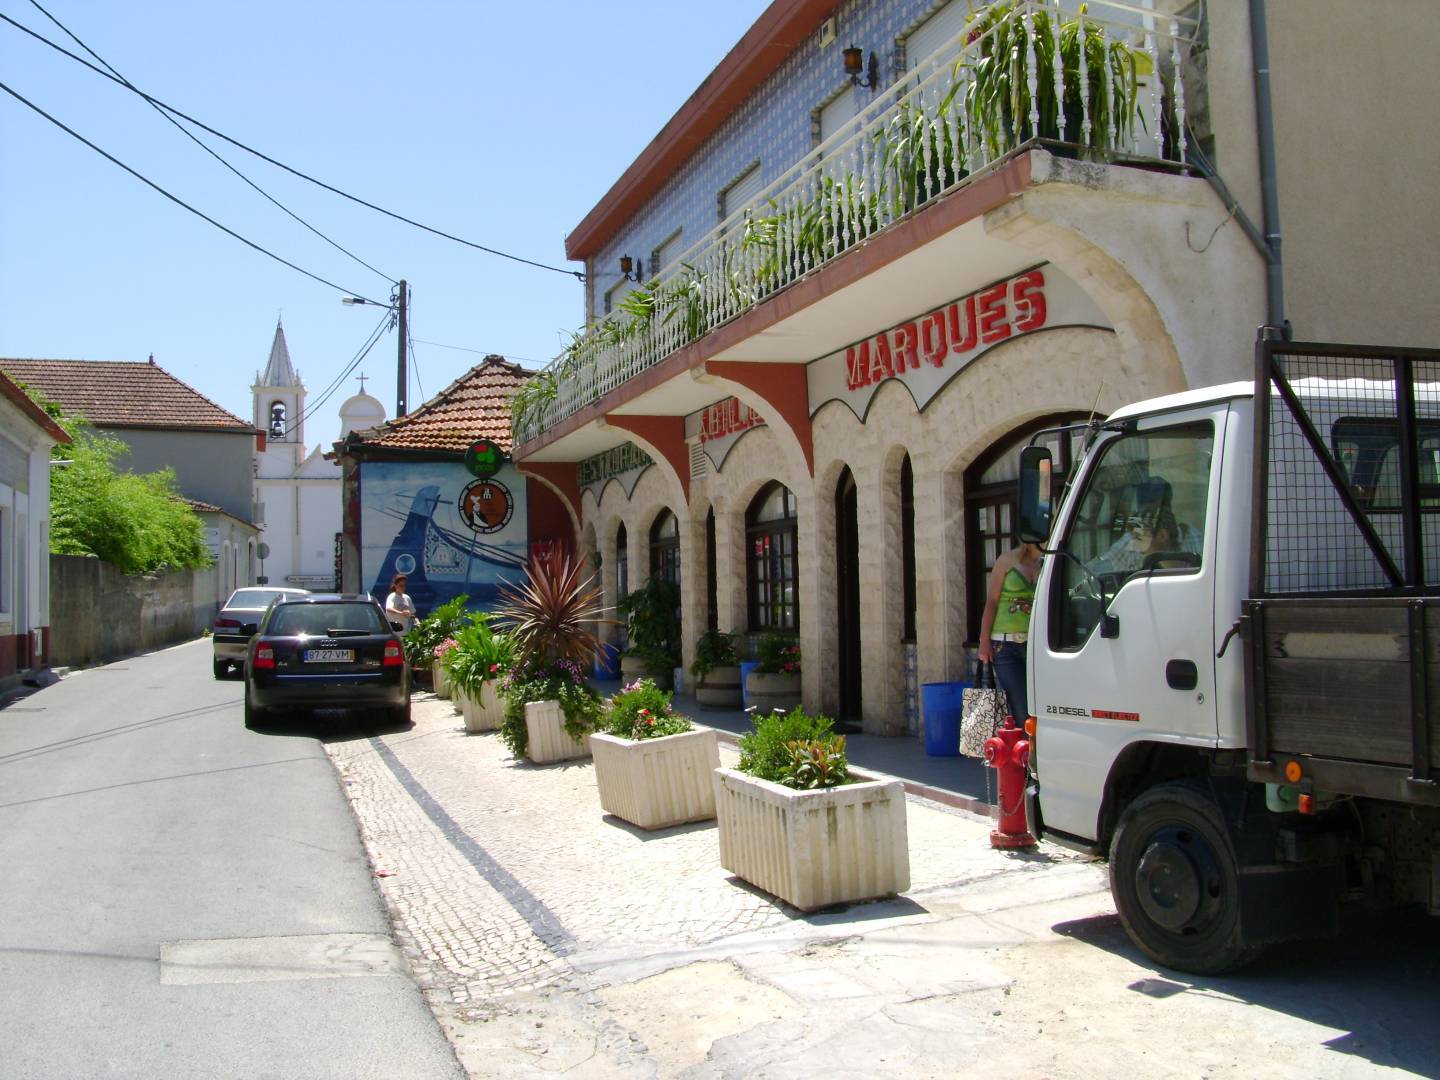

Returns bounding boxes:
[0,370,68,686]
[252,323,385,589]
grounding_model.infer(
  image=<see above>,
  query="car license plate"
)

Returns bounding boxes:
[304,649,355,663]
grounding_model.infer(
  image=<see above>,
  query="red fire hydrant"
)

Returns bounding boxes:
[983,716,1036,849]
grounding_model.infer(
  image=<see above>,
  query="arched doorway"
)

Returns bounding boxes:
[835,467,862,725]
[746,482,798,632]
[649,509,681,586]
[963,413,1087,642]
[615,522,629,600]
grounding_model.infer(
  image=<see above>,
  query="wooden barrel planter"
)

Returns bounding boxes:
[695,665,742,709]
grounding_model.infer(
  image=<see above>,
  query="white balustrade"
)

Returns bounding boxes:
[514,0,1200,446]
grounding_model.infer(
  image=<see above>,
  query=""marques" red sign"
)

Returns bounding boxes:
[845,269,1047,392]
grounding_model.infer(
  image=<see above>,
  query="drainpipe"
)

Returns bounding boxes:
[1250,0,1287,336]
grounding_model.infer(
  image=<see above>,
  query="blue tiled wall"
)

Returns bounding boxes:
[587,0,955,318]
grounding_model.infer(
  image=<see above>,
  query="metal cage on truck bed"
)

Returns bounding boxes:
[1245,338,1440,806]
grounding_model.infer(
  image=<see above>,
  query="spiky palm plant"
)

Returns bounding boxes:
[491,550,610,668]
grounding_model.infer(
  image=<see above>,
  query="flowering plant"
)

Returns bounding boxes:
[433,637,459,661]
[755,634,801,676]
[602,678,692,741]
[443,621,515,698]
[497,656,600,757]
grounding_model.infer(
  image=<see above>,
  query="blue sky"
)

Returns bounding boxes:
[0,1,768,447]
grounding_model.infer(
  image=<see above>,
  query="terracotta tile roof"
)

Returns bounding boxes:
[0,369,70,443]
[347,355,532,453]
[182,497,222,513]
[0,358,255,432]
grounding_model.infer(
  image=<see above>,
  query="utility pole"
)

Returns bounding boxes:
[395,279,408,417]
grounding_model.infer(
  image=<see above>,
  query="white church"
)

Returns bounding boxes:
[252,323,385,588]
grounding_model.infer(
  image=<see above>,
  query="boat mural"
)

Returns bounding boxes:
[360,461,528,614]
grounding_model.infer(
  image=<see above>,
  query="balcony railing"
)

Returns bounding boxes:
[513,0,1201,445]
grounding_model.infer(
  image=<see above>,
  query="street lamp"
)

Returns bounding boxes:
[342,279,409,416]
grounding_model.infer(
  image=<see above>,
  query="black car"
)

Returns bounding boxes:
[243,594,411,728]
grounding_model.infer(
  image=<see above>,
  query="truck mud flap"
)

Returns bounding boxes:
[1239,862,1343,945]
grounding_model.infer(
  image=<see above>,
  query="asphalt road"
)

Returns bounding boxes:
[0,639,463,1080]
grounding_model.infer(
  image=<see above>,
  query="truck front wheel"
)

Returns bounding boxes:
[1109,782,1257,975]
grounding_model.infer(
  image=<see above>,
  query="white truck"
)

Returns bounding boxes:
[1017,336,1440,973]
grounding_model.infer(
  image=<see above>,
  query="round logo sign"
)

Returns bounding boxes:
[458,479,514,534]
[464,438,504,479]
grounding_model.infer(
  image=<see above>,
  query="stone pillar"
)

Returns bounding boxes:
[714,497,747,641]
[856,458,907,735]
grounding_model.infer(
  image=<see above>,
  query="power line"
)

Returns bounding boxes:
[412,338,538,365]
[1,11,586,283]
[0,78,386,304]
[407,323,424,403]
[26,0,394,287]
[279,309,391,439]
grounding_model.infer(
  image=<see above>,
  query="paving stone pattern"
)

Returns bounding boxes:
[326,693,1065,1015]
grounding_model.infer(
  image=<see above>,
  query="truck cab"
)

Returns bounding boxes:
[1019,341,1440,974]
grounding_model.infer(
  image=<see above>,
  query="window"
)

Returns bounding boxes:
[1050,422,1214,651]
[268,601,387,636]
[1332,417,1440,511]
[817,89,856,151]
[901,455,917,642]
[905,0,968,75]
[652,230,684,281]
[705,508,718,631]
[964,415,1086,640]
[269,401,287,439]
[649,509,681,586]
[720,163,764,222]
[605,279,635,317]
[746,482,799,632]
[615,522,629,600]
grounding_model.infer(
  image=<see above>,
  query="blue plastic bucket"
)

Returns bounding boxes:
[593,642,621,680]
[739,661,760,710]
[921,681,968,757]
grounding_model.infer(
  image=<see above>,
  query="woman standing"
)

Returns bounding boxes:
[384,573,418,633]
[978,541,1042,724]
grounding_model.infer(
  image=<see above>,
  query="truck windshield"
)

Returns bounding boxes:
[1051,421,1214,650]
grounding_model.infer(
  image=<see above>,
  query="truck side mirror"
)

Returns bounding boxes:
[1018,445,1054,543]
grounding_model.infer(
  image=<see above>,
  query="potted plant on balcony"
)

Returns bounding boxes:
[690,628,742,709]
[745,634,802,713]
[492,552,609,764]
[444,620,515,733]
[590,678,720,829]
[714,707,910,911]
[616,576,681,690]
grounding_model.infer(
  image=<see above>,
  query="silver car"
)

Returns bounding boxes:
[212,586,310,678]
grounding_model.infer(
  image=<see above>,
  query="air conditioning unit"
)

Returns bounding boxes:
[818,16,836,48]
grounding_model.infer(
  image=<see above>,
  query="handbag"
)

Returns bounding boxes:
[960,661,1009,758]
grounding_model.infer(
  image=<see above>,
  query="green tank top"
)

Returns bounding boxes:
[992,567,1036,636]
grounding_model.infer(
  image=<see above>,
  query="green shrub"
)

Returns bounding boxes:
[497,656,600,758]
[617,576,681,670]
[403,594,472,668]
[778,736,851,789]
[602,678,692,740]
[755,633,801,675]
[689,628,738,681]
[443,621,516,697]
[737,706,835,783]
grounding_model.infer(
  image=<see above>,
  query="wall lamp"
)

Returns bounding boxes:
[843,46,879,89]
[619,254,644,282]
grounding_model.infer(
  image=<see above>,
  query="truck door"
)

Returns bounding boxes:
[1031,404,1226,841]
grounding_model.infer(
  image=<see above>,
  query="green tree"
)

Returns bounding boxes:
[25,387,211,574]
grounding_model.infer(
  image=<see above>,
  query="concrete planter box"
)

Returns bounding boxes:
[620,653,674,690]
[591,728,720,829]
[695,665,742,709]
[431,661,451,700]
[745,671,802,714]
[457,681,504,733]
[713,767,910,912]
[524,699,592,764]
